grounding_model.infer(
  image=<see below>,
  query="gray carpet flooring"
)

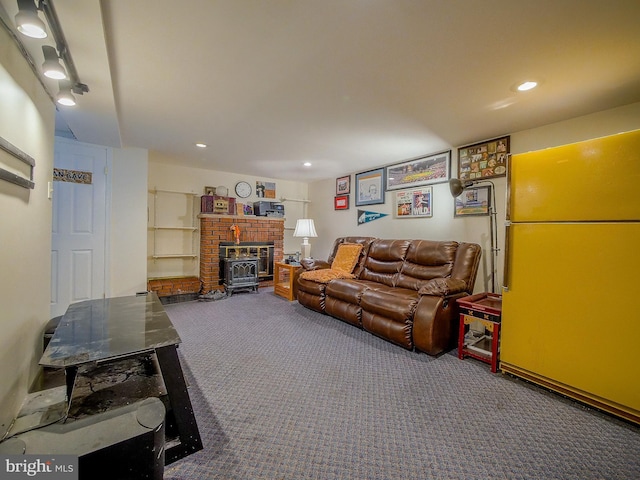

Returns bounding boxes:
[163,289,640,479]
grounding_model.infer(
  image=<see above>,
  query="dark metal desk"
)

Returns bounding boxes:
[40,292,203,464]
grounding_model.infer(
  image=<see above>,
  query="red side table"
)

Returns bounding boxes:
[457,293,502,373]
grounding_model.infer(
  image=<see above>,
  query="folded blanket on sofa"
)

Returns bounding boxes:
[299,269,356,284]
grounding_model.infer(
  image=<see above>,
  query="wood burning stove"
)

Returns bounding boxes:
[222,256,259,296]
[219,242,274,286]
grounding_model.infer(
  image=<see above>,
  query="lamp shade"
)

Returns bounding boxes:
[293,219,317,238]
[42,45,67,80]
[449,178,470,197]
[15,0,47,39]
[56,87,76,106]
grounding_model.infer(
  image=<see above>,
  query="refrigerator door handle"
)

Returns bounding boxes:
[505,153,512,222]
[503,221,512,291]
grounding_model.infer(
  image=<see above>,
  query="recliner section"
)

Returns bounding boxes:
[296,237,481,356]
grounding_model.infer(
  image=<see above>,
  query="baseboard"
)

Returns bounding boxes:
[500,362,640,426]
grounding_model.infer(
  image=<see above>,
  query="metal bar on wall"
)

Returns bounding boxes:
[0,135,35,189]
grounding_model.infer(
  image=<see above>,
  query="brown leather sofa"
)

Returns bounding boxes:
[295,237,481,356]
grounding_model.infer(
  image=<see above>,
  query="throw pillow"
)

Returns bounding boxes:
[330,243,363,274]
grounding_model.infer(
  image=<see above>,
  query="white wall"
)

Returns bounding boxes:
[308,102,640,293]
[0,28,55,436]
[110,147,149,296]
[148,153,309,278]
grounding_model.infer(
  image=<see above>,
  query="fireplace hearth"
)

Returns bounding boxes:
[199,215,284,294]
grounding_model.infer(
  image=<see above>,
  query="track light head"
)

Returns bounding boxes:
[42,45,67,80]
[15,0,47,39]
[56,81,76,106]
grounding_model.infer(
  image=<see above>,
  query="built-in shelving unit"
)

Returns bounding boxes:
[148,189,199,278]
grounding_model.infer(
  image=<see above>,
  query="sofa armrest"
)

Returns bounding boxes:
[418,278,468,296]
[300,259,331,271]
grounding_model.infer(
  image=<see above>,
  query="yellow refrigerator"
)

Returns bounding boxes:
[501,129,640,424]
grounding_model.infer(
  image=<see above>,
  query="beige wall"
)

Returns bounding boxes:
[0,28,55,436]
[308,102,640,293]
[110,147,149,296]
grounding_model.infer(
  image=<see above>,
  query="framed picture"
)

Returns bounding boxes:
[204,186,216,196]
[385,150,450,191]
[458,135,509,181]
[355,168,385,206]
[454,186,491,217]
[394,187,433,218]
[255,181,276,198]
[334,195,349,210]
[336,175,351,195]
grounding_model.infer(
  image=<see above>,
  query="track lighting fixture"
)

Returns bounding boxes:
[12,0,89,107]
[15,0,47,38]
[56,82,76,106]
[42,45,66,80]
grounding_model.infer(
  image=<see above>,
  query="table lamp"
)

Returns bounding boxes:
[293,219,317,259]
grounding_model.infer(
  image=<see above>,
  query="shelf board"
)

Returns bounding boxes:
[152,254,198,259]
[149,188,198,195]
[150,226,197,231]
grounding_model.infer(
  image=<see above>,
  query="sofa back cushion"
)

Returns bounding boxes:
[395,240,458,290]
[450,242,482,291]
[359,239,410,287]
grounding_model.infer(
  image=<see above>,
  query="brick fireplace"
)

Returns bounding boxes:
[199,215,284,293]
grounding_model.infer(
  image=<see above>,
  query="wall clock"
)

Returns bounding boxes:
[235,181,252,198]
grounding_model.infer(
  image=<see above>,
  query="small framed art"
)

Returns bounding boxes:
[454,186,491,217]
[336,175,351,195]
[394,187,432,218]
[355,168,385,206]
[335,195,349,210]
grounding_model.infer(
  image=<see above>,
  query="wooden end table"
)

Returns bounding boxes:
[274,261,301,301]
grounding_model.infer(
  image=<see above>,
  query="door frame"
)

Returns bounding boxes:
[52,136,112,313]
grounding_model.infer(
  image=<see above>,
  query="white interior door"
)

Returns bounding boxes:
[50,139,108,318]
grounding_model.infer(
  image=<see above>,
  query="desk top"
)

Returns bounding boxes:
[40,293,181,367]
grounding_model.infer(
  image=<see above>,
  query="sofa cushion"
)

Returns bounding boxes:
[331,243,364,273]
[297,276,329,296]
[359,239,410,287]
[395,240,457,290]
[326,278,377,304]
[360,286,420,323]
[299,269,356,284]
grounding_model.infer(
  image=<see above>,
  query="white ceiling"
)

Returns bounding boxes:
[3,0,640,181]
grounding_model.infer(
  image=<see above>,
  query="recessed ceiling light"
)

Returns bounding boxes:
[196,143,207,148]
[516,81,538,92]
[303,162,312,167]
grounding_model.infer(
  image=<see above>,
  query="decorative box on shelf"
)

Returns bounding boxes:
[457,292,502,373]
[201,195,236,215]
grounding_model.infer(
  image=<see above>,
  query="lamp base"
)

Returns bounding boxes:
[301,239,311,259]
